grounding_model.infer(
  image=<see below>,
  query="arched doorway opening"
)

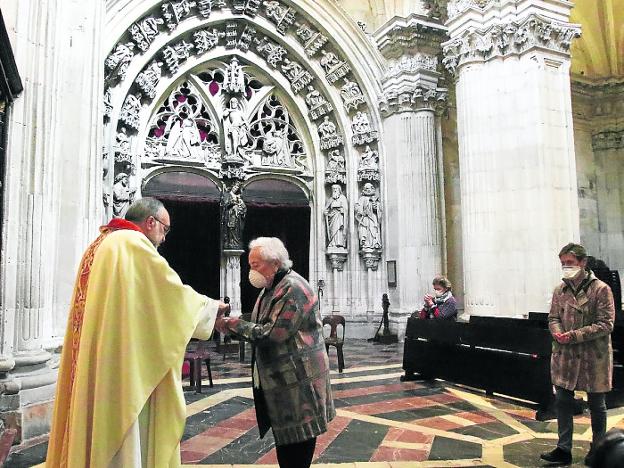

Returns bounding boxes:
[241,178,310,313]
[143,171,221,298]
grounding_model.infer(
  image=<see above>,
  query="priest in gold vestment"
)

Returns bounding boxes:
[47,198,227,467]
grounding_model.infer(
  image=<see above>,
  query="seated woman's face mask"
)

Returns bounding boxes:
[249,269,269,289]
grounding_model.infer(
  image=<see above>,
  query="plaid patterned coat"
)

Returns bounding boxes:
[548,270,615,393]
[225,269,335,445]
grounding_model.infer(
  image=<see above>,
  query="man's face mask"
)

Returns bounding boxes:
[249,269,269,289]
[562,266,582,280]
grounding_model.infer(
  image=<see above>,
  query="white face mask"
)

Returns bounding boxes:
[562,266,582,280]
[249,269,269,289]
[434,290,445,298]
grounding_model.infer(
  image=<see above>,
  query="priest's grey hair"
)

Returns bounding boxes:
[125,197,165,223]
[249,237,293,270]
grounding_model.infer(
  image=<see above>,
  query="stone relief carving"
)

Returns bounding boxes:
[255,37,287,67]
[305,86,333,120]
[162,0,197,31]
[104,88,113,118]
[145,81,219,164]
[223,57,247,94]
[129,16,164,52]
[221,181,247,250]
[340,78,366,112]
[447,0,493,20]
[136,61,163,99]
[592,129,624,152]
[112,173,137,217]
[386,54,438,77]
[319,50,351,84]
[194,28,224,53]
[295,22,328,57]
[198,0,225,18]
[357,145,380,182]
[163,41,194,74]
[318,116,344,150]
[238,25,257,52]
[442,15,581,74]
[233,0,261,16]
[280,58,313,93]
[355,182,382,250]
[324,184,348,248]
[351,111,378,146]
[120,93,142,130]
[263,1,296,35]
[225,22,239,49]
[105,42,135,82]
[223,97,250,159]
[325,149,346,185]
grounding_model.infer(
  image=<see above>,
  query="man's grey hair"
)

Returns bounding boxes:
[125,197,165,223]
[559,242,587,260]
[249,237,293,270]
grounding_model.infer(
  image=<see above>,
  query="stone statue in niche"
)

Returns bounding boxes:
[221,181,247,250]
[358,146,380,182]
[223,57,246,94]
[355,182,382,250]
[120,93,142,130]
[105,42,135,81]
[352,111,378,146]
[262,129,290,166]
[325,149,346,184]
[136,61,163,99]
[324,184,348,248]
[340,77,365,111]
[318,116,343,150]
[165,114,202,159]
[223,97,250,159]
[112,173,137,217]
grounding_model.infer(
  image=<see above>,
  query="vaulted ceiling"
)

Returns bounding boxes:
[559,0,621,80]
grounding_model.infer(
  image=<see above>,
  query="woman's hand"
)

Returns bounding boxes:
[424,294,434,307]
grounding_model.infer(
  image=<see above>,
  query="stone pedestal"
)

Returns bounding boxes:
[327,247,348,314]
[443,0,581,317]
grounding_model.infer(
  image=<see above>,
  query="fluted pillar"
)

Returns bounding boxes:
[0,0,104,444]
[443,0,581,317]
[375,15,448,337]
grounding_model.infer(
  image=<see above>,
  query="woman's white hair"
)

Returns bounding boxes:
[249,237,293,269]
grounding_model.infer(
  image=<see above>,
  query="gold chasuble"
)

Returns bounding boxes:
[47,220,218,467]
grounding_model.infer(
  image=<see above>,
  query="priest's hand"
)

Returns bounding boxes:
[217,302,231,318]
[553,332,572,344]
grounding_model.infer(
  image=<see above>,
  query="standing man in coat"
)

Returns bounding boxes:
[541,243,616,466]
[215,237,335,468]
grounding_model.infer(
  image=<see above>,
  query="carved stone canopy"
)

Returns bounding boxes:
[374,13,448,60]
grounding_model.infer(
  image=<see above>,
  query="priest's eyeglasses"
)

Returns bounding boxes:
[153,216,171,235]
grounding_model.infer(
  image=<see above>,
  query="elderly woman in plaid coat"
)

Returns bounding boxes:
[540,243,615,467]
[216,237,335,468]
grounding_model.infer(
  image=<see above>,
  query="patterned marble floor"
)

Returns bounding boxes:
[7,339,624,467]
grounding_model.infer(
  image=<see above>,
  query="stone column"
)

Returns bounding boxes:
[375,16,448,337]
[443,0,581,317]
[222,250,243,317]
[0,0,104,444]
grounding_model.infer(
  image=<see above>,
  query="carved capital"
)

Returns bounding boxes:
[380,84,447,116]
[592,129,624,152]
[360,248,382,271]
[447,0,493,21]
[442,14,581,75]
[374,14,447,60]
[327,248,348,271]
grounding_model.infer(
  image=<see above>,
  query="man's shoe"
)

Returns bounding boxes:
[540,447,572,465]
[584,444,594,467]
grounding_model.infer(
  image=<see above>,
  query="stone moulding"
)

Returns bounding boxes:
[447,0,494,21]
[442,13,581,74]
[592,129,624,152]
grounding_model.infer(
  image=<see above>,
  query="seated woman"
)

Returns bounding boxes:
[417,275,458,320]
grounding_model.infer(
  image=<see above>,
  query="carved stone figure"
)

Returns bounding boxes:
[325,149,346,184]
[104,88,113,118]
[318,116,343,150]
[163,41,194,74]
[105,42,135,81]
[221,181,247,250]
[262,129,289,166]
[162,0,197,31]
[165,115,202,158]
[324,184,348,248]
[352,111,372,135]
[112,173,137,217]
[136,61,162,99]
[130,16,164,51]
[223,57,246,94]
[305,86,332,120]
[355,183,382,250]
[280,59,313,93]
[120,93,142,130]
[263,1,295,34]
[294,22,327,56]
[223,97,249,158]
[255,37,287,67]
[340,78,365,111]
[238,25,257,52]
[359,145,378,170]
[115,127,131,155]
[194,28,223,53]
[320,50,341,73]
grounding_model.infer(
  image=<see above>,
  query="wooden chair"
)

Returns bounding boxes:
[323,314,346,373]
[184,340,213,393]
